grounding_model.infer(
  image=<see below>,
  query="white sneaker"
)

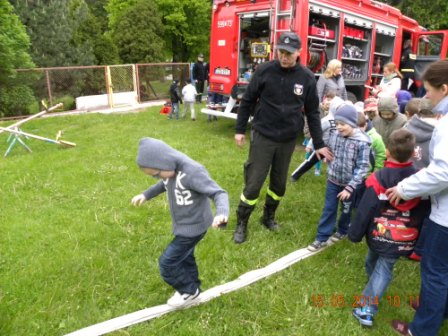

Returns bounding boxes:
[167,289,200,307]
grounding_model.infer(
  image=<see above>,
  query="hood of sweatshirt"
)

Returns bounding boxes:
[137,137,193,171]
[347,128,371,144]
[405,115,435,143]
[327,96,345,118]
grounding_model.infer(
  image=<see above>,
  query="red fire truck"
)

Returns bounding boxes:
[204,0,448,117]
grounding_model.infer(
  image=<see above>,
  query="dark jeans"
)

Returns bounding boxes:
[316,180,352,242]
[159,233,206,295]
[410,219,448,336]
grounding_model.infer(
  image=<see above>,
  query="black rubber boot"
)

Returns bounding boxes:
[261,196,280,230]
[233,204,254,244]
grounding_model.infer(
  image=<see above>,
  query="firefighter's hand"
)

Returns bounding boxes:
[235,134,245,147]
[212,215,228,228]
[385,186,402,205]
[131,194,147,206]
[315,146,333,161]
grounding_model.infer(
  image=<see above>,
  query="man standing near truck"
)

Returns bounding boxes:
[192,53,207,103]
[233,32,333,244]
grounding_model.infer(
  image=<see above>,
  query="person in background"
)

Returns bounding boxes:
[404,98,437,262]
[396,89,412,114]
[386,59,448,336]
[291,94,342,182]
[181,79,198,121]
[372,63,402,99]
[404,98,421,120]
[168,80,182,120]
[131,138,229,308]
[349,129,429,328]
[308,104,371,252]
[316,59,348,102]
[192,53,206,103]
[351,112,386,210]
[400,39,416,92]
[233,31,332,244]
[373,96,407,147]
[364,98,379,121]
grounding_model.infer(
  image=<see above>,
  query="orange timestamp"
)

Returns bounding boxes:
[310,294,419,308]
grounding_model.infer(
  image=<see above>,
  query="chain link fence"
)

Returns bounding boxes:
[11,63,190,116]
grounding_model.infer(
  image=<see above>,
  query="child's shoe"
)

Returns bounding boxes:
[352,306,374,327]
[307,240,327,252]
[330,232,347,242]
[314,169,321,176]
[391,320,413,335]
[167,288,200,308]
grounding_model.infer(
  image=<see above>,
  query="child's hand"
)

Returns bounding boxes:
[131,194,147,206]
[212,215,228,228]
[337,190,351,201]
[305,146,312,153]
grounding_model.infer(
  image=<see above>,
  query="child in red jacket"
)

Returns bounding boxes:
[348,129,430,327]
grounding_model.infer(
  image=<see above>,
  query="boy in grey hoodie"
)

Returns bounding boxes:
[132,137,229,307]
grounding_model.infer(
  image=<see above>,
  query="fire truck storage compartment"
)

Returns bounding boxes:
[372,24,396,84]
[342,15,373,84]
[238,12,270,83]
[308,5,340,74]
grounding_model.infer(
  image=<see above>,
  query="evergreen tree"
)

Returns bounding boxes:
[10,0,96,67]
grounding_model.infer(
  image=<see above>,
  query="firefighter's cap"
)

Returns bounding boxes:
[276,32,302,53]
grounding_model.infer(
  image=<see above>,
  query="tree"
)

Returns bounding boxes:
[155,0,212,62]
[0,0,36,116]
[379,0,448,30]
[108,0,165,63]
[10,0,96,67]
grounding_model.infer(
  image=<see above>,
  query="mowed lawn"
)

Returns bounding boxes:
[0,107,444,335]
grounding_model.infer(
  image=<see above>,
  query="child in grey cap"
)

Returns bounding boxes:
[132,137,229,307]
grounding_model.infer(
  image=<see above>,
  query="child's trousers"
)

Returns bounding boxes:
[362,248,398,315]
[159,233,205,295]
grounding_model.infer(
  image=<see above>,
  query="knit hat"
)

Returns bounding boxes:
[378,97,399,114]
[334,104,358,128]
[364,98,378,112]
[396,90,412,104]
[354,101,364,113]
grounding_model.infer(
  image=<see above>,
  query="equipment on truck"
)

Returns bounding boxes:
[203,0,448,119]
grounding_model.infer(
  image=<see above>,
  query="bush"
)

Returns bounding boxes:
[0,85,36,117]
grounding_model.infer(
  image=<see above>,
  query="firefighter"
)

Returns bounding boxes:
[192,53,206,103]
[233,31,333,244]
[400,39,416,92]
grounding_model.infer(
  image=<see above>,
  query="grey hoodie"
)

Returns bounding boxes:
[405,115,436,170]
[137,138,229,237]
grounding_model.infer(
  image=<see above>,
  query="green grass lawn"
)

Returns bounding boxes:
[0,107,445,335]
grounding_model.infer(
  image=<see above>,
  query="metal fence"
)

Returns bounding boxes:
[15,63,190,113]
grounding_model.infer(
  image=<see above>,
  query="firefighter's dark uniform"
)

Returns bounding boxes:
[234,58,325,243]
[400,45,416,91]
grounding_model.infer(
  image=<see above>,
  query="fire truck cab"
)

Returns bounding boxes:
[205,0,448,117]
